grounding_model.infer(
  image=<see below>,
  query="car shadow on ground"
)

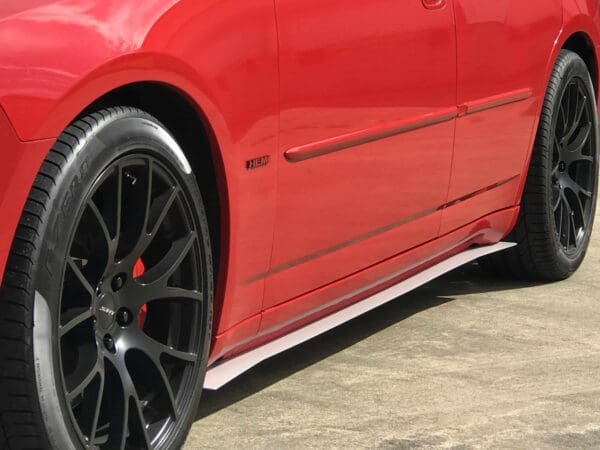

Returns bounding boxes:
[195,262,537,421]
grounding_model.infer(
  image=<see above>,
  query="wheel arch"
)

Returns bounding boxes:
[562,31,599,95]
[558,0,600,94]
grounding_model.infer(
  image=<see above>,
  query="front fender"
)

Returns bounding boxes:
[0,0,281,343]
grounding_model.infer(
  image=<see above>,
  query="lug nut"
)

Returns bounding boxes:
[103,334,116,353]
[111,274,126,292]
[116,308,133,327]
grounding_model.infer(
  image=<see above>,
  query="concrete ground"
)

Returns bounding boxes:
[186,209,600,450]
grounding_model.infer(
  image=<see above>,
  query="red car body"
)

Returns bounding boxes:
[0,0,598,368]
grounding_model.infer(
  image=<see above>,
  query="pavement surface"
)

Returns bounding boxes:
[186,208,600,449]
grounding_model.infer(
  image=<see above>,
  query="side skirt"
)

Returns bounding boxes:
[204,241,515,390]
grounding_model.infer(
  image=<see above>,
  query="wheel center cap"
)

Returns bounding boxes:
[97,293,117,330]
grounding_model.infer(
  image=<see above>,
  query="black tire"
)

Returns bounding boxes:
[0,107,213,449]
[481,50,599,280]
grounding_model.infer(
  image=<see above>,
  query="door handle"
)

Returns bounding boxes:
[422,0,446,9]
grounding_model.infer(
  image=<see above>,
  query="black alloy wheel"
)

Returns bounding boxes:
[551,77,597,253]
[61,156,205,449]
[0,107,213,450]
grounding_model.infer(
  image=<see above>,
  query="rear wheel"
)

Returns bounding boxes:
[0,107,213,449]
[481,50,599,280]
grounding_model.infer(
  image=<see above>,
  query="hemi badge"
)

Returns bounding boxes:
[246,155,270,170]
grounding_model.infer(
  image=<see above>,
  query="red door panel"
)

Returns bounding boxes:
[441,0,563,234]
[262,0,457,311]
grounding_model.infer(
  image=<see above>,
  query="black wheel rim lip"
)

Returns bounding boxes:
[57,152,206,449]
[551,76,598,255]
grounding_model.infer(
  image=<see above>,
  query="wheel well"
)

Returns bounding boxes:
[563,32,598,95]
[80,82,224,292]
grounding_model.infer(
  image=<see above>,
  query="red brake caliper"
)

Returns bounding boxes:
[133,258,147,327]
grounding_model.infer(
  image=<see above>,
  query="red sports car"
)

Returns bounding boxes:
[0,0,598,448]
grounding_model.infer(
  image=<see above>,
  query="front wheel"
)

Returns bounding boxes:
[0,107,213,449]
[481,50,599,280]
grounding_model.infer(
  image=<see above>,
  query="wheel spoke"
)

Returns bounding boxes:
[563,185,585,247]
[553,192,561,212]
[155,363,178,419]
[89,372,105,443]
[552,163,560,177]
[114,360,152,450]
[565,122,592,162]
[554,135,561,153]
[126,186,180,266]
[128,331,195,419]
[138,232,196,288]
[132,285,204,308]
[574,92,587,125]
[148,187,179,239]
[129,161,157,257]
[146,187,179,251]
[67,361,101,403]
[562,194,575,248]
[564,174,593,198]
[573,191,587,227]
[552,135,562,175]
[140,331,198,363]
[133,334,193,418]
[88,199,113,252]
[559,100,569,136]
[557,199,564,240]
[114,166,124,253]
[118,395,130,450]
[59,308,93,337]
[566,85,579,138]
[569,209,578,247]
[67,257,96,297]
[564,92,586,143]
[164,287,203,302]
[129,395,152,450]
[143,160,154,232]
[161,345,197,363]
